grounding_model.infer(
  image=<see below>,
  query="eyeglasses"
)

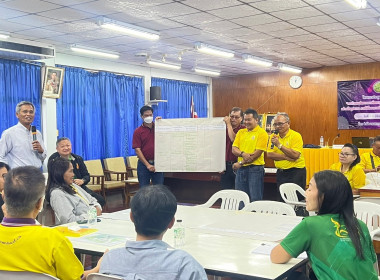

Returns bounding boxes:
[273,122,288,127]
[1,173,7,179]
[338,152,355,157]
[230,115,241,119]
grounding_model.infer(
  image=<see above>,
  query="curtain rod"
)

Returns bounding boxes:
[57,63,144,78]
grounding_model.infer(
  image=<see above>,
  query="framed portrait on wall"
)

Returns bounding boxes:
[42,66,64,99]
[263,113,276,134]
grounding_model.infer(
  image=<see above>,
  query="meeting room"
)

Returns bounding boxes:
[1,0,380,279]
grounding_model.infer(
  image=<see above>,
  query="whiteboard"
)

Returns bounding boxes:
[155,118,226,172]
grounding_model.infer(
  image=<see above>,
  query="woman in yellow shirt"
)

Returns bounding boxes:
[330,143,365,194]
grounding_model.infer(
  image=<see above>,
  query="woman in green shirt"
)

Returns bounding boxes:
[271,170,378,280]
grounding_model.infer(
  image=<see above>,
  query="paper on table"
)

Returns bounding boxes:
[252,243,307,259]
[75,233,131,247]
[101,209,131,221]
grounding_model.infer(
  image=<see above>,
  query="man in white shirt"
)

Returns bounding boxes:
[0,101,46,169]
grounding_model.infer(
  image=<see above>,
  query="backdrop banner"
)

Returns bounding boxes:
[338,79,380,130]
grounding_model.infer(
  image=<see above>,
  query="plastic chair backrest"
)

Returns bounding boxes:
[354,201,380,240]
[84,160,104,176]
[279,183,306,208]
[199,190,250,210]
[243,200,296,216]
[87,273,123,280]
[0,271,59,280]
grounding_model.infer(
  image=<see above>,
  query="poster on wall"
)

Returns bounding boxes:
[337,79,380,130]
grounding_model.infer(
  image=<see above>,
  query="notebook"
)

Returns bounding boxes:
[352,137,370,148]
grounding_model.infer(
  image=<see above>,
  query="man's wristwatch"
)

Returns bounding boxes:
[278,144,283,149]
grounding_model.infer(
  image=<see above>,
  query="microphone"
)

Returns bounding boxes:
[271,129,279,149]
[332,133,340,147]
[31,126,37,141]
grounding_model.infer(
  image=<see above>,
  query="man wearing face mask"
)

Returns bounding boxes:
[132,105,164,187]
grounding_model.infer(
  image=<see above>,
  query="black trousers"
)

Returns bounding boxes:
[276,167,307,202]
[81,185,106,207]
[220,161,236,189]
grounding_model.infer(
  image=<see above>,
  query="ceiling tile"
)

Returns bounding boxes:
[270,6,324,21]
[0,0,62,13]
[231,14,280,27]
[289,15,337,27]
[0,6,27,19]
[8,14,64,27]
[38,7,96,21]
[149,2,199,17]
[182,0,242,11]
[248,0,308,13]
[207,4,262,19]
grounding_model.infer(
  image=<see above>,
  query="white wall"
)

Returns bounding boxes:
[39,52,213,168]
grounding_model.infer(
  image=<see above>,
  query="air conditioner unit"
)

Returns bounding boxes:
[0,37,55,60]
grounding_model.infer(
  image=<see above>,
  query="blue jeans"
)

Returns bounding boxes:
[235,165,264,202]
[137,160,164,187]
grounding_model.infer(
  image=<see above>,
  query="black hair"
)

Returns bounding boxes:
[314,170,364,259]
[373,135,380,143]
[46,157,75,202]
[140,105,153,116]
[131,185,177,237]
[342,143,360,170]
[244,108,259,120]
[0,162,10,171]
[4,166,45,217]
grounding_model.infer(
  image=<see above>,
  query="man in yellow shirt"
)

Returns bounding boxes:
[267,113,306,193]
[232,108,268,202]
[0,166,101,279]
[359,135,380,173]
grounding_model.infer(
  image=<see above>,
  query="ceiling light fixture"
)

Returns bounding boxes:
[344,0,366,9]
[70,44,120,59]
[98,17,160,40]
[194,42,234,58]
[242,54,273,67]
[277,63,302,74]
[0,31,10,40]
[377,18,380,27]
[147,59,181,70]
[194,67,221,76]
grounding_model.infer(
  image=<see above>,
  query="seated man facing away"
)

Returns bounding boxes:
[100,185,208,280]
[0,162,10,221]
[0,166,101,279]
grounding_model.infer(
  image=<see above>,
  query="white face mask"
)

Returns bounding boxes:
[144,116,153,124]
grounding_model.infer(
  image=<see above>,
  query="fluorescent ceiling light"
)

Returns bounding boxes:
[98,17,159,41]
[242,54,273,67]
[0,31,10,40]
[194,42,234,58]
[278,63,302,74]
[194,67,221,76]
[70,44,119,59]
[377,18,380,27]
[344,0,366,9]
[147,59,181,70]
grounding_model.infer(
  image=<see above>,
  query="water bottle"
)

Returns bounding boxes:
[320,136,324,147]
[87,203,97,227]
[173,219,185,247]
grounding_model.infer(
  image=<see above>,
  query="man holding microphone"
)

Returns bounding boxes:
[267,112,306,193]
[0,101,46,169]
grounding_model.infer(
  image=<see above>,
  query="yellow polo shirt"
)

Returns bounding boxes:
[330,162,366,189]
[232,125,268,166]
[0,224,83,279]
[267,129,305,169]
[359,151,380,171]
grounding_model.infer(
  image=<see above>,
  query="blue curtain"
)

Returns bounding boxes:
[57,66,144,160]
[0,59,41,134]
[151,78,208,119]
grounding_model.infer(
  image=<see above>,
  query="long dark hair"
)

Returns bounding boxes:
[342,143,360,170]
[314,170,364,259]
[46,157,75,202]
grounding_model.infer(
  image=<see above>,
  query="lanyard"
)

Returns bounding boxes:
[71,185,90,206]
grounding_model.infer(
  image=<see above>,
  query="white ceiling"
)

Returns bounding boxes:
[1,0,380,76]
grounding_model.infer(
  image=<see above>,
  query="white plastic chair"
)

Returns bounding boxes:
[279,183,306,208]
[354,201,380,240]
[0,271,59,279]
[242,200,296,216]
[198,190,250,210]
[87,273,123,280]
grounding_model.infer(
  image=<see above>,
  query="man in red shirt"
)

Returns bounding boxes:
[132,106,164,187]
[220,107,245,189]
